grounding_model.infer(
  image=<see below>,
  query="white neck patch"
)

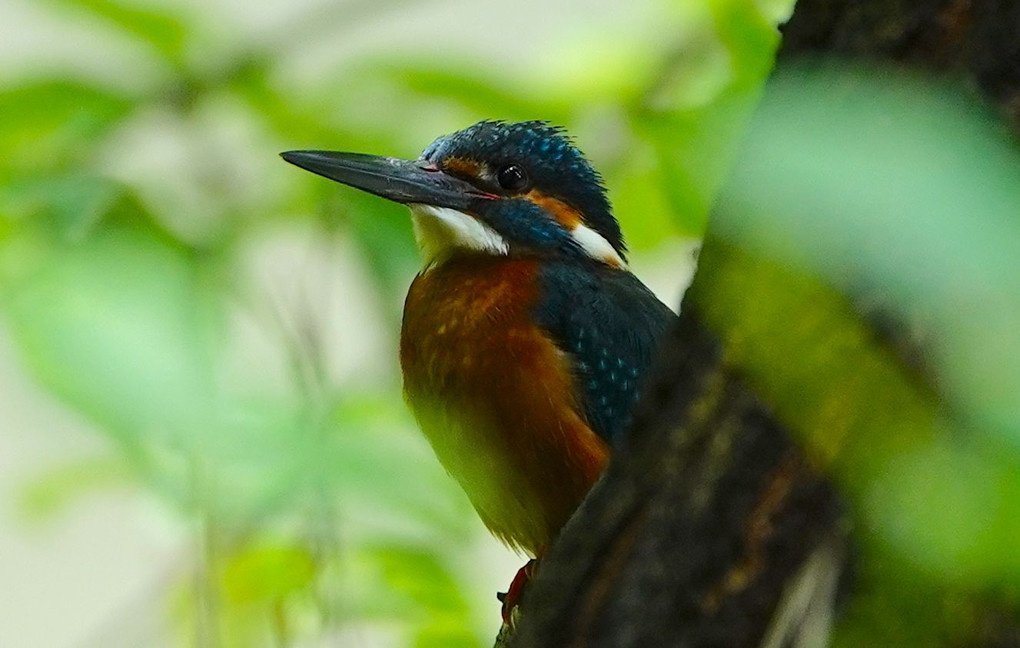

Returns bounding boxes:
[409,204,509,262]
[571,223,627,268]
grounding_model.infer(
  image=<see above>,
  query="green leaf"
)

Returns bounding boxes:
[0,174,118,235]
[221,542,317,605]
[18,455,132,520]
[868,441,1020,585]
[608,139,686,245]
[364,545,480,647]
[709,0,781,84]
[631,0,784,235]
[0,80,133,173]
[385,64,566,123]
[3,207,219,446]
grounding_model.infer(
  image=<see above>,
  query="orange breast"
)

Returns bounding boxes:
[400,255,608,556]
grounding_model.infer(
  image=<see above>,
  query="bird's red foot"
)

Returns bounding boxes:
[497,559,537,626]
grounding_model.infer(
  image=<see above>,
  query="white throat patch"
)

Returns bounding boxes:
[409,204,509,262]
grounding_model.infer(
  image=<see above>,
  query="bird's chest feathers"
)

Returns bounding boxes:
[401,258,540,388]
[399,256,607,554]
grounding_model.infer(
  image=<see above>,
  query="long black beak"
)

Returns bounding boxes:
[280,150,491,211]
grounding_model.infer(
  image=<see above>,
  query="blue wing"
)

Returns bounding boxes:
[534,260,677,447]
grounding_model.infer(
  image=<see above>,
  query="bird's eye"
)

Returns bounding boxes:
[496,164,530,192]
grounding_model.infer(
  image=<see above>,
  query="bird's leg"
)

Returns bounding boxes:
[497,557,539,626]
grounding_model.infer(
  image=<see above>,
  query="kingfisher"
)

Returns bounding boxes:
[281,120,676,622]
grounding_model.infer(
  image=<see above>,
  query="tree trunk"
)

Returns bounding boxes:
[502,1,1020,646]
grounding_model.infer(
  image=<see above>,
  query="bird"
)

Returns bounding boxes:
[281,120,676,623]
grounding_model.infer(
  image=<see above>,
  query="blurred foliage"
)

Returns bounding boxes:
[0,0,790,645]
[698,62,1020,644]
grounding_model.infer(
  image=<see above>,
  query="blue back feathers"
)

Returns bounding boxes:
[421,120,626,257]
[533,259,676,446]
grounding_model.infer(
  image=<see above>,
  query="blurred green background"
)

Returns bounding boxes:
[3,0,1019,646]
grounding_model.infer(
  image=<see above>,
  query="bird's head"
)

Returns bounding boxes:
[281,120,626,267]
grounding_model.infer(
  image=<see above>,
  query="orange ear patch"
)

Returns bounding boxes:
[525,190,583,228]
[441,156,483,179]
